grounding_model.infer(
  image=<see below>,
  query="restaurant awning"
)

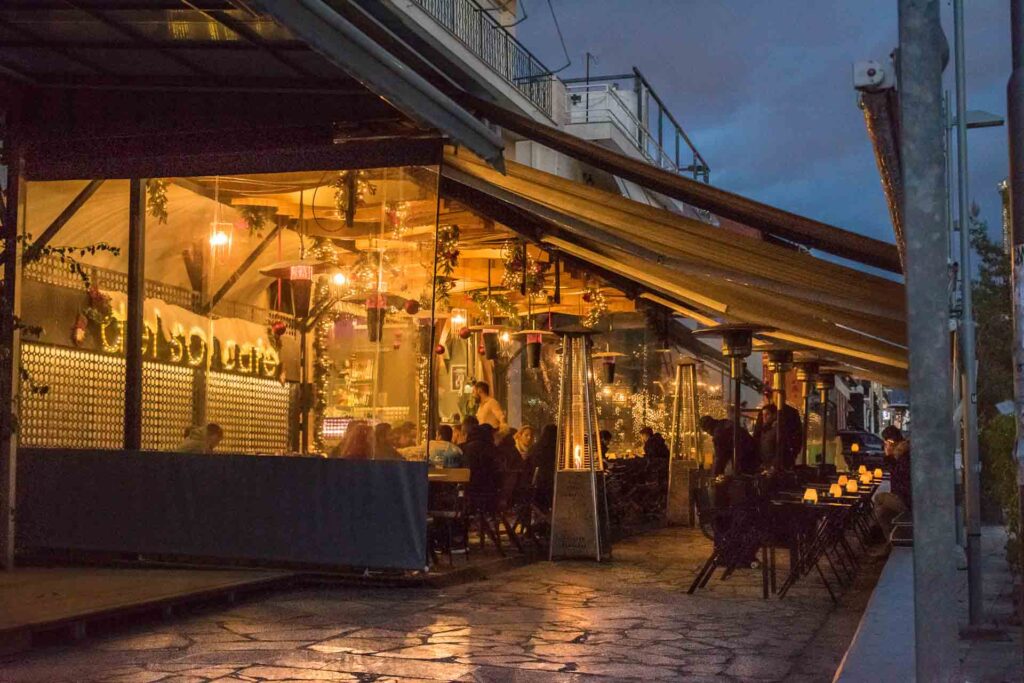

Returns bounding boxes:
[440,150,909,386]
[451,91,903,274]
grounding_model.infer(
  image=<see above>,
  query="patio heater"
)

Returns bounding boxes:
[549,328,611,561]
[666,357,703,525]
[792,359,820,466]
[759,344,801,470]
[814,371,836,466]
[259,260,331,454]
[693,324,768,474]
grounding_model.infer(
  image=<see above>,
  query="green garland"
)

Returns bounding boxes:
[238,205,276,237]
[433,224,460,309]
[331,170,376,220]
[501,240,548,296]
[146,179,169,224]
[470,290,518,322]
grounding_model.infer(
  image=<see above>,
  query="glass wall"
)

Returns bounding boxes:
[18,166,440,458]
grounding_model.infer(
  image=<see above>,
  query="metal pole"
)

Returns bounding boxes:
[898,1,960,679]
[1006,0,1024,634]
[953,0,984,625]
[124,178,146,451]
[731,358,742,473]
[0,141,23,570]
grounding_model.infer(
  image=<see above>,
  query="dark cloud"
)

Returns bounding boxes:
[517,0,1011,244]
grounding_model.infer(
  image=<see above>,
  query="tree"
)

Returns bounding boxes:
[970,214,1019,568]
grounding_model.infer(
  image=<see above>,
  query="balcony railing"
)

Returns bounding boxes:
[564,68,710,182]
[411,0,553,117]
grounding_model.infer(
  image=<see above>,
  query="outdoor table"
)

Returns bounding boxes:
[428,468,470,483]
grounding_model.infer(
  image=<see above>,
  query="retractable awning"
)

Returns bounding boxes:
[440,150,908,385]
[451,91,902,274]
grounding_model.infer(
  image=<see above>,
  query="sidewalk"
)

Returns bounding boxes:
[956,526,1022,682]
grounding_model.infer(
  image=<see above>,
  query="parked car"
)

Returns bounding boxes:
[839,429,886,471]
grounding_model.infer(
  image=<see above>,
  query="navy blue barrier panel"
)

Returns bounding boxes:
[16,449,428,571]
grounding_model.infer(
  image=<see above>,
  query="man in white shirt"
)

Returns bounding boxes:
[473,381,505,430]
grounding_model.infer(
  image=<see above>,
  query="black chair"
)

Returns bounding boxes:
[428,483,470,565]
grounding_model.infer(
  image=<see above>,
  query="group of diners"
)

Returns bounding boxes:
[699,402,804,476]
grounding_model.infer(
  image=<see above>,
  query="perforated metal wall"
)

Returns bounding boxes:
[206,372,291,454]
[143,363,195,451]
[20,343,292,454]
[20,344,126,449]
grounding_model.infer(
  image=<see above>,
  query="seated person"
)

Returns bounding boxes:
[373,422,401,460]
[179,423,224,453]
[640,426,670,459]
[873,425,912,540]
[426,424,464,468]
[332,422,372,459]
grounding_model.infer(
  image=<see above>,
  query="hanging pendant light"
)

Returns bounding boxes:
[515,329,552,368]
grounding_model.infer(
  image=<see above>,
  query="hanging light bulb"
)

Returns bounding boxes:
[209,231,230,247]
[331,272,347,287]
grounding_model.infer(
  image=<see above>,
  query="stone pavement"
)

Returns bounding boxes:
[957,526,1022,682]
[0,527,885,682]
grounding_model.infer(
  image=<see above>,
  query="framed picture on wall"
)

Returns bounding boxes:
[451,365,467,392]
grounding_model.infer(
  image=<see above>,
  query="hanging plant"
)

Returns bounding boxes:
[146,179,169,224]
[331,170,376,220]
[433,224,460,308]
[238,205,276,238]
[501,240,548,296]
[470,290,518,322]
[581,286,608,328]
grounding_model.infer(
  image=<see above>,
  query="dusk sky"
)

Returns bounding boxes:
[516,0,1011,246]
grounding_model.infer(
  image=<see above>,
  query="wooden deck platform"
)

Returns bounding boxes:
[0,566,293,654]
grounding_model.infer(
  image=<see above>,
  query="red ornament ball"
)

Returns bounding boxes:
[458,327,472,339]
[271,320,288,337]
[435,344,446,355]
[403,299,420,315]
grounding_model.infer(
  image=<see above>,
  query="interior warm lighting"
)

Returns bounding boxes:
[838,475,849,486]
[858,465,868,474]
[874,468,884,479]
[847,480,859,493]
[209,231,230,247]
[499,331,511,343]
[829,483,842,497]
[451,310,467,326]
[803,488,819,504]
[859,472,873,485]
[851,442,860,453]
[331,272,347,286]
[602,385,612,397]
[573,444,583,469]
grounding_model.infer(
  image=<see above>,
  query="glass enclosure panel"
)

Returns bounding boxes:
[19,180,129,449]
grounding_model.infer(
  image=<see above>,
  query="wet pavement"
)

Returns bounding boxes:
[0,527,885,682]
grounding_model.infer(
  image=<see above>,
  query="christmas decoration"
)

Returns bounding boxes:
[501,240,548,296]
[581,286,608,328]
[435,343,446,355]
[469,290,518,321]
[71,314,87,346]
[458,327,472,340]
[271,320,288,338]
[331,170,376,220]
[384,200,411,239]
[146,179,168,224]
[403,299,420,315]
[433,225,460,308]
[238,205,276,237]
